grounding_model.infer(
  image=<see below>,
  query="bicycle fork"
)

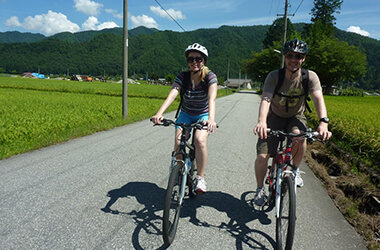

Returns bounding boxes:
[170,156,191,206]
[275,165,297,218]
[275,167,283,218]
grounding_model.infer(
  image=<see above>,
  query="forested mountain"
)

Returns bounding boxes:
[0,31,46,43]
[0,25,379,89]
[0,25,268,79]
[0,26,158,43]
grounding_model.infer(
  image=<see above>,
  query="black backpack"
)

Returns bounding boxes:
[175,71,210,118]
[273,68,312,113]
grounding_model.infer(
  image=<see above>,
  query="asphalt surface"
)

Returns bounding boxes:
[0,91,366,249]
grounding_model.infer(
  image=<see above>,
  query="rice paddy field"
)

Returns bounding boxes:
[1,76,379,171]
[0,77,232,160]
[307,95,380,171]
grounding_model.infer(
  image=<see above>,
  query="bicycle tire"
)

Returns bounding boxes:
[276,175,296,250]
[268,163,277,208]
[163,163,183,245]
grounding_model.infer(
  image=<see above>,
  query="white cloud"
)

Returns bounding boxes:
[347,26,370,37]
[105,9,123,19]
[5,11,80,35]
[150,6,185,20]
[82,16,98,30]
[130,14,158,29]
[82,16,119,31]
[74,0,103,16]
[4,16,21,27]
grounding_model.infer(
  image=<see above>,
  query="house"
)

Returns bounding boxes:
[224,78,252,89]
[71,75,83,81]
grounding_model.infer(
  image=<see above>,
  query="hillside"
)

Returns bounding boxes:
[0,25,379,88]
[0,26,158,43]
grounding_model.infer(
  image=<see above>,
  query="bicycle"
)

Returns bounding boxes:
[264,128,319,250]
[152,118,207,246]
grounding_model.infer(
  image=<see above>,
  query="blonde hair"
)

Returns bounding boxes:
[185,66,210,82]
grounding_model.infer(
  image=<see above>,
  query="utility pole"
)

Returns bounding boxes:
[278,0,293,68]
[122,0,128,119]
[226,60,230,94]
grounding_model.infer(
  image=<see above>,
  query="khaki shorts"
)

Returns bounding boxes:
[256,112,307,157]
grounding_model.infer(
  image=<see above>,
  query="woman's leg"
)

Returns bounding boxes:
[194,129,208,177]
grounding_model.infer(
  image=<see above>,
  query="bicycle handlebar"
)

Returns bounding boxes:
[150,118,211,130]
[266,128,320,141]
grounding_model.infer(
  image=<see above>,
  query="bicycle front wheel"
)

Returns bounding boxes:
[187,159,197,198]
[163,163,183,246]
[276,175,296,250]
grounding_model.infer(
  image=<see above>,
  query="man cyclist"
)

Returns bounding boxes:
[253,39,332,206]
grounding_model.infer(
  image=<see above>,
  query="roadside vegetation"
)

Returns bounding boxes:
[306,95,380,249]
[0,77,233,160]
[308,95,380,171]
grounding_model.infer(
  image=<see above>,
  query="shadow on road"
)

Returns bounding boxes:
[101,181,275,249]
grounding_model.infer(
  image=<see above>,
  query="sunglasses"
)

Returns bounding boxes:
[285,54,305,60]
[187,56,203,63]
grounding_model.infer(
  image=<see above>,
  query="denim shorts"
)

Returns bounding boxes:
[175,111,209,130]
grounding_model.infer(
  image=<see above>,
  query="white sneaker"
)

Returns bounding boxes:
[254,187,266,206]
[296,169,304,187]
[195,175,207,194]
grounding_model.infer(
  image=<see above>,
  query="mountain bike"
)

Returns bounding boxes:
[265,128,319,250]
[152,118,207,246]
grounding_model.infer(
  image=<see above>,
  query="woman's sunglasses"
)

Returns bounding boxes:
[285,54,305,60]
[187,56,203,63]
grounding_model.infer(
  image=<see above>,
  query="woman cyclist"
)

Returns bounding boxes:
[151,43,218,193]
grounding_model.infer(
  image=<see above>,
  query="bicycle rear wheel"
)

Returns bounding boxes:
[276,175,296,250]
[163,163,183,245]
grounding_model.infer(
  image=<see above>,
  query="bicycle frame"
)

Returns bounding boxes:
[272,141,297,218]
[169,126,196,205]
[156,118,208,246]
[265,129,320,250]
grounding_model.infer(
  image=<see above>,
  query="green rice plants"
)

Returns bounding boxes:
[307,95,380,173]
[0,77,231,159]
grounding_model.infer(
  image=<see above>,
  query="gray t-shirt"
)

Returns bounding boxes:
[263,69,322,118]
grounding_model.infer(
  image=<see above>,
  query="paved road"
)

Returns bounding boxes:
[0,92,366,249]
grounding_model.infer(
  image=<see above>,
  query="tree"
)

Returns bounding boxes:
[150,72,159,81]
[262,18,295,49]
[307,0,343,39]
[242,41,282,82]
[305,37,367,93]
[165,73,175,83]
[310,0,342,25]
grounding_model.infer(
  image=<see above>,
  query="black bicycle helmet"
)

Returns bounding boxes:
[282,39,308,54]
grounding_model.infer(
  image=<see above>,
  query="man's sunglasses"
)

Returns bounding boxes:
[285,54,305,60]
[187,56,203,63]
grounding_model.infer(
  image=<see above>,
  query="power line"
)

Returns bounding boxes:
[154,0,186,32]
[292,0,305,17]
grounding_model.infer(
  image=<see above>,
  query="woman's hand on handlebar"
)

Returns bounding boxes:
[204,119,217,134]
[151,114,163,125]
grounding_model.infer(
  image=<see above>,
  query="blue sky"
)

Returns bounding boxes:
[0,0,379,40]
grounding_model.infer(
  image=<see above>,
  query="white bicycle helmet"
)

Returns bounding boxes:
[185,43,208,62]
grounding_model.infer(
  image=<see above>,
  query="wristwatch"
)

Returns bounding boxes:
[319,117,329,123]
